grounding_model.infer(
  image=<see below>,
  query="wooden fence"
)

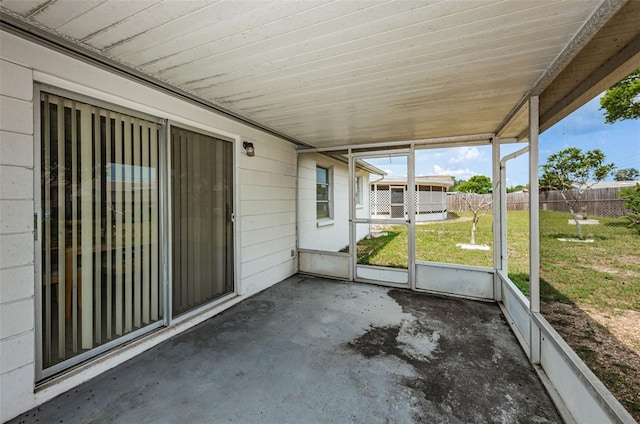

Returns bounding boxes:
[446,193,492,213]
[539,188,626,218]
[446,192,528,213]
[446,188,627,218]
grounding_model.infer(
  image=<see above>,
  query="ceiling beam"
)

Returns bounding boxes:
[297,133,499,153]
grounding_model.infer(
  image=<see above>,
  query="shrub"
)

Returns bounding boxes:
[618,183,640,233]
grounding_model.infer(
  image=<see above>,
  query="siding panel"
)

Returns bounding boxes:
[0,233,33,269]
[0,96,33,135]
[0,265,34,304]
[0,131,33,168]
[240,184,296,201]
[0,166,33,200]
[0,364,34,423]
[0,56,35,423]
[0,298,34,340]
[241,199,296,216]
[241,212,296,232]
[0,59,33,101]
[0,331,34,374]
[0,200,33,235]
[242,236,297,263]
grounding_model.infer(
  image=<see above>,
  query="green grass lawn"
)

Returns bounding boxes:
[538,210,640,310]
[357,212,495,268]
[357,210,640,311]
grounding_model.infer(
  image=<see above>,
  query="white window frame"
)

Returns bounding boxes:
[316,165,333,223]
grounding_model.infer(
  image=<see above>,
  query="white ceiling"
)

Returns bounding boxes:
[1,0,636,148]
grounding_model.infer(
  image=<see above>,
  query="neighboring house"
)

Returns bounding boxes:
[298,154,384,252]
[577,180,639,190]
[371,176,453,222]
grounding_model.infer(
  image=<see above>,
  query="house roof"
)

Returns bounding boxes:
[580,180,639,189]
[355,159,386,177]
[373,175,454,187]
[1,1,638,150]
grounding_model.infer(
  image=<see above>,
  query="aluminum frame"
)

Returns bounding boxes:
[165,120,239,322]
[33,83,166,381]
[349,149,414,288]
[33,85,242,381]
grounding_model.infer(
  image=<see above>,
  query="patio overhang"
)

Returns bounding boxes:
[1,0,638,150]
[1,1,639,423]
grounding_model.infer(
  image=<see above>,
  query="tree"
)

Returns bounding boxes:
[613,167,640,181]
[618,183,640,233]
[507,184,526,193]
[540,148,615,239]
[450,176,465,191]
[458,175,492,245]
[457,175,492,194]
[599,68,640,124]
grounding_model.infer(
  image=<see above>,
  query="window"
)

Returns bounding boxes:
[316,166,331,219]
[39,92,162,374]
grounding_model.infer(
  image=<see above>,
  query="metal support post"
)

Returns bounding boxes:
[348,149,356,282]
[529,96,541,364]
[408,146,416,290]
[492,136,502,301]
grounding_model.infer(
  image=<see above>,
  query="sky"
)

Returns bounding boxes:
[366,94,640,187]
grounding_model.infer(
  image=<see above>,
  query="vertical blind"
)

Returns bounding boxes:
[171,127,234,316]
[40,93,162,369]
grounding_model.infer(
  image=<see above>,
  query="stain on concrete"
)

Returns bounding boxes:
[348,324,402,359]
[347,289,562,423]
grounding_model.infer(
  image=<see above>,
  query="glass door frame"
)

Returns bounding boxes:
[348,148,415,289]
[33,85,167,380]
[33,85,240,380]
[164,121,238,327]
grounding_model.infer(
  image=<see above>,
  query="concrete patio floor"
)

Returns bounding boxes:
[11,275,562,423]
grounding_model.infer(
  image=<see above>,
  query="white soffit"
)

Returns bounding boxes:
[0,0,618,148]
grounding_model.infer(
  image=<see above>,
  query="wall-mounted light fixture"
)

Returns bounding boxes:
[243,141,255,157]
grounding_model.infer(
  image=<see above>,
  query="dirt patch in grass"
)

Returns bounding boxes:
[588,309,640,352]
[591,255,640,280]
[541,301,640,421]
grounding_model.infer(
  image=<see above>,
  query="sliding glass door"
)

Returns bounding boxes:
[39,92,162,374]
[170,127,234,316]
[38,91,236,378]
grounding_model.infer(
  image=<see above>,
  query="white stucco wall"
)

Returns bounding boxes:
[0,30,297,422]
[298,154,371,253]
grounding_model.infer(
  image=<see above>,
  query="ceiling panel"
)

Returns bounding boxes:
[0,0,47,15]
[85,1,213,49]
[3,0,630,149]
[26,0,103,29]
[55,1,161,40]
[111,1,334,64]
